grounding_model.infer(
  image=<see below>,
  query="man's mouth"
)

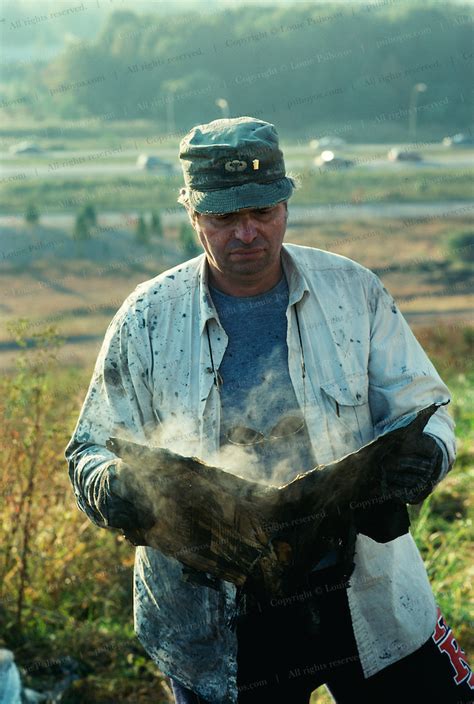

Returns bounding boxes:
[229,248,265,257]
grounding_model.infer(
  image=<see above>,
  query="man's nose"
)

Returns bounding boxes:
[233,215,258,243]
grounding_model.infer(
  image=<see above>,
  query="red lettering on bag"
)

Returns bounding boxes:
[432,607,448,645]
[438,631,473,686]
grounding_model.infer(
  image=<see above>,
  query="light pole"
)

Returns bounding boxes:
[215,98,230,118]
[408,83,427,142]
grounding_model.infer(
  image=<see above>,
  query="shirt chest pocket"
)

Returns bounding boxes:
[319,373,373,451]
[151,373,202,453]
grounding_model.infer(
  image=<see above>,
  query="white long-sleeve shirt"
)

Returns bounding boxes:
[66,243,455,703]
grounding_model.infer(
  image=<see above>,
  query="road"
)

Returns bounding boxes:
[0,201,472,228]
[1,146,473,178]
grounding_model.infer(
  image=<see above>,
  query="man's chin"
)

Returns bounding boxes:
[228,260,270,276]
[226,251,272,274]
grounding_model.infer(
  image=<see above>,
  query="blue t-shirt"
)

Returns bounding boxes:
[209,274,316,485]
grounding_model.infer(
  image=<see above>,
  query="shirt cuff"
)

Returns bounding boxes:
[424,432,450,481]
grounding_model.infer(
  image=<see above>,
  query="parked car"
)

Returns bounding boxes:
[387,148,422,162]
[442,133,474,147]
[9,141,43,155]
[136,154,175,172]
[314,150,353,169]
[310,136,346,150]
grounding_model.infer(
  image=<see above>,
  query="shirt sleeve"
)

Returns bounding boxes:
[65,298,157,527]
[366,273,456,481]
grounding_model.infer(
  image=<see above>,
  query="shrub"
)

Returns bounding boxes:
[150,211,163,238]
[82,204,97,228]
[179,223,200,257]
[73,213,90,241]
[446,231,474,264]
[135,215,149,245]
[25,204,39,226]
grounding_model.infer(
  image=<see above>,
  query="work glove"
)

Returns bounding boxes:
[381,433,445,505]
[104,461,156,546]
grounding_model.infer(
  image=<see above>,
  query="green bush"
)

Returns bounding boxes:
[179,223,200,257]
[446,231,474,264]
[73,213,90,241]
[0,321,472,703]
[82,204,97,228]
[25,204,39,226]
[150,211,163,238]
[135,215,149,246]
[0,323,169,702]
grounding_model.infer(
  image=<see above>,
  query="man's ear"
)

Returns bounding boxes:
[190,210,200,230]
[184,204,198,229]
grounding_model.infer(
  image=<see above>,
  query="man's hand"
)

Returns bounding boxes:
[105,461,156,545]
[381,433,444,505]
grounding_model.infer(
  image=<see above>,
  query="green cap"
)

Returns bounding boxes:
[177,116,294,214]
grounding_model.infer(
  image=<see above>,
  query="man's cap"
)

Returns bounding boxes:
[177,116,294,214]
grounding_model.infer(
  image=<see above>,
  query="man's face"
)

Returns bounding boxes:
[192,202,288,286]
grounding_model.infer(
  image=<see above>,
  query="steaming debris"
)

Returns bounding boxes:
[107,403,442,599]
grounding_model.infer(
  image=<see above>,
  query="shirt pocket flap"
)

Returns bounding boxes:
[320,373,368,407]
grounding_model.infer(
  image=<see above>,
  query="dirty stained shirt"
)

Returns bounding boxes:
[209,274,316,485]
[65,244,456,704]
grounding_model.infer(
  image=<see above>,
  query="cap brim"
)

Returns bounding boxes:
[183,177,294,214]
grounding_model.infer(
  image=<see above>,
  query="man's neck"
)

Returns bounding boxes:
[207,260,283,297]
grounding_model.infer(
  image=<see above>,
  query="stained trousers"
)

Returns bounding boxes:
[171,574,473,703]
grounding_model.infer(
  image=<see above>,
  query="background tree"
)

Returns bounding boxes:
[135,214,149,245]
[179,222,200,257]
[82,204,97,228]
[448,231,474,262]
[150,211,163,238]
[73,213,90,241]
[24,204,39,227]
[19,4,471,139]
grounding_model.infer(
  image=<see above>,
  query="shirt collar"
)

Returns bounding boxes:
[198,254,220,335]
[197,244,310,334]
[281,244,310,305]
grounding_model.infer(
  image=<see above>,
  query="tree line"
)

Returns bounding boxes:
[3,3,473,140]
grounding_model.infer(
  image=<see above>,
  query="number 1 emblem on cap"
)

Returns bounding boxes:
[252,159,259,170]
[224,160,247,172]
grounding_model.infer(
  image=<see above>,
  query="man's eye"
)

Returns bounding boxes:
[211,208,273,223]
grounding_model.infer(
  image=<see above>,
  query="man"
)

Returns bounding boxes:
[66,117,472,703]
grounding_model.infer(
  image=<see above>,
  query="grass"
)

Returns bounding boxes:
[0,318,472,703]
[0,344,172,703]
[2,144,471,165]
[0,216,472,374]
[311,367,474,704]
[0,119,175,151]
[0,116,470,151]
[0,119,472,699]
[2,216,471,309]
[1,168,473,215]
